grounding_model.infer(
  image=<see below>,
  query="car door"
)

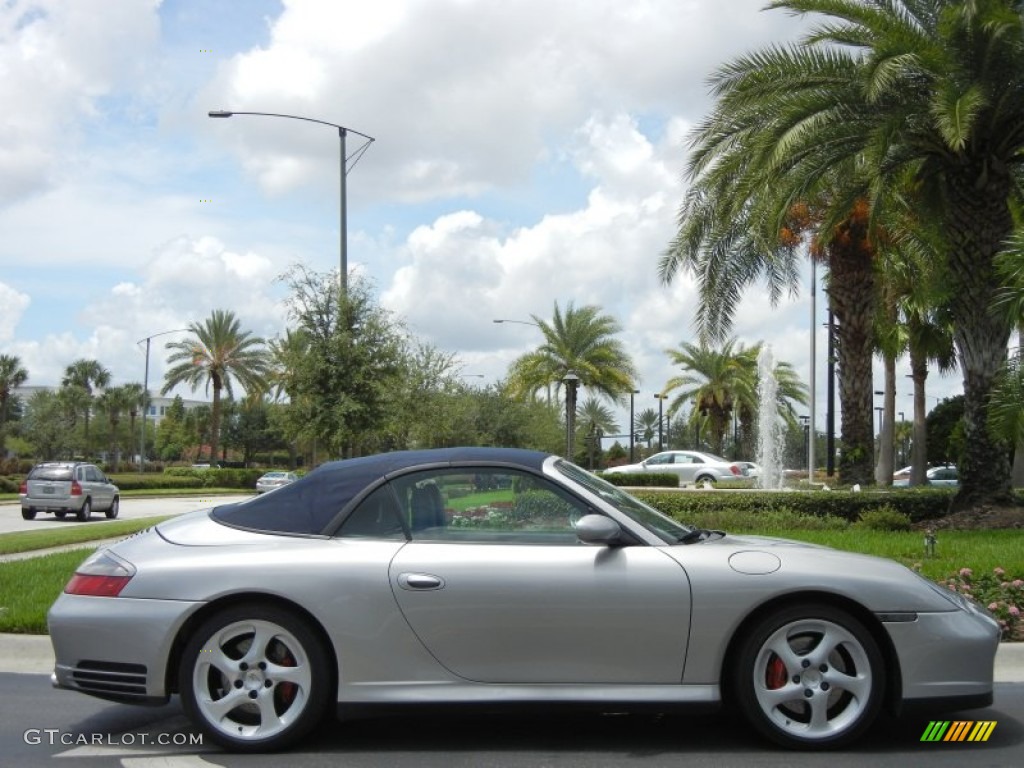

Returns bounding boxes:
[385,467,691,685]
[84,466,112,509]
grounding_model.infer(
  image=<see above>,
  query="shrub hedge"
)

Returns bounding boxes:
[630,487,967,524]
[601,472,679,488]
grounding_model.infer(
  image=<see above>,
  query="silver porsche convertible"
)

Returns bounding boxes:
[48,447,999,752]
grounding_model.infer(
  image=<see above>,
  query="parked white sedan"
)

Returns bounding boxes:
[604,450,747,485]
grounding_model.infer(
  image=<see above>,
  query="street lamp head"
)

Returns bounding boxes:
[563,370,580,384]
[208,110,233,118]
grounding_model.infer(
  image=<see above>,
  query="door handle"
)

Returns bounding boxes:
[397,572,445,591]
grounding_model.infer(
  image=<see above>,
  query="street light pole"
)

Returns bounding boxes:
[654,393,668,451]
[136,328,190,473]
[563,371,580,459]
[629,390,639,462]
[208,110,374,294]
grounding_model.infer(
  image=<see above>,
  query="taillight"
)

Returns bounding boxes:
[70,480,82,496]
[729,465,742,476]
[64,551,135,597]
[18,481,27,494]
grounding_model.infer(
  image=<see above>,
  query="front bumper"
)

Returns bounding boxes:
[884,606,1000,704]
[48,593,203,704]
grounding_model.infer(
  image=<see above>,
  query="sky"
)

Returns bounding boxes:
[0,0,966,442]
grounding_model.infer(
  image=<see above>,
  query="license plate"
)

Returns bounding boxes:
[43,486,54,494]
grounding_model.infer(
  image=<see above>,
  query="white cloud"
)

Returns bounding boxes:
[0,0,161,206]
[0,282,31,342]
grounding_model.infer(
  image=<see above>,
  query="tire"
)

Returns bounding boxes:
[179,604,331,752]
[76,499,91,522]
[105,497,119,519]
[695,474,716,486]
[21,508,36,520]
[732,603,885,749]
[55,511,67,520]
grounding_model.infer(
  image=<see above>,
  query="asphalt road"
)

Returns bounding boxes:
[2,673,1022,768]
[0,495,252,535]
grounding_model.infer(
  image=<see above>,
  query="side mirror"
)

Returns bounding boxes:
[575,514,622,546]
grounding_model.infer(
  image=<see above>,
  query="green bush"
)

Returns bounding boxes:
[856,506,912,531]
[601,472,679,488]
[631,488,962,524]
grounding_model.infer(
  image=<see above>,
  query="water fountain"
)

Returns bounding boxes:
[755,345,786,490]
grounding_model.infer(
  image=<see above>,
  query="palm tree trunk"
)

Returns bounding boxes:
[946,170,1014,507]
[828,244,876,486]
[907,340,929,487]
[874,353,896,485]
[209,385,222,466]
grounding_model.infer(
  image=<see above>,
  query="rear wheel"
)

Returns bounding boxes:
[21,508,36,520]
[695,474,716,486]
[732,603,884,749]
[105,497,119,519]
[179,604,331,752]
[55,510,67,519]
[76,499,91,522]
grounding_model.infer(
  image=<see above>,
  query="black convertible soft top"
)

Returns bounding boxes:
[210,447,552,535]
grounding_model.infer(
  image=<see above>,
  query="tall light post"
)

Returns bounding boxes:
[137,328,190,473]
[654,393,668,451]
[208,110,374,294]
[563,370,580,459]
[629,389,640,462]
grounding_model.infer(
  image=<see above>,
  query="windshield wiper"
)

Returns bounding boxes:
[677,528,726,544]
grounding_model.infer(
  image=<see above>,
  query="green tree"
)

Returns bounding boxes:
[0,354,28,457]
[666,0,1024,503]
[634,407,660,450]
[282,265,406,459]
[22,389,77,460]
[577,396,619,469]
[507,302,638,404]
[95,385,140,471]
[162,310,270,464]
[62,358,111,458]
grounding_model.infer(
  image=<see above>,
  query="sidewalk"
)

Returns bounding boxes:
[2,632,1022,680]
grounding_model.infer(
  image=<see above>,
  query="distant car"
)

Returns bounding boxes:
[737,461,761,479]
[48,447,999,752]
[892,465,958,487]
[604,450,746,485]
[19,462,119,522]
[256,471,298,494]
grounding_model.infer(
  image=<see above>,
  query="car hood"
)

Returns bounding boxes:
[660,532,959,613]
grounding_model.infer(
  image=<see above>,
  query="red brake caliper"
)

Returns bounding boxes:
[766,654,788,689]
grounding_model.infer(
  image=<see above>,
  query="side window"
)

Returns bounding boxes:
[336,484,406,540]
[390,468,589,545]
[647,454,670,466]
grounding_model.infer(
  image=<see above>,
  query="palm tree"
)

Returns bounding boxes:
[576,396,620,469]
[634,407,660,450]
[0,354,28,457]
[162,310,270,464]
[507,302,638,404]
[62,359,111,458]
[665,0,1024,503]
[95,385,139,471]
[662,341,748,456]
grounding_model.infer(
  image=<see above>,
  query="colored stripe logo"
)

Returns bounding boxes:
[920,721,996,742]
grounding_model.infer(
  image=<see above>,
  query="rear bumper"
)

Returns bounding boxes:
[48,592,203,703]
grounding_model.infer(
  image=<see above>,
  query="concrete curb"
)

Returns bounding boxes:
[2,633,1022,680]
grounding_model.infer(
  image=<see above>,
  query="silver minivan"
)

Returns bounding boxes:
[19,462,120,522]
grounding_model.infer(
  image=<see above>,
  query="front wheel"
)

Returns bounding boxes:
[105,497,119,519]
[732,603,885,749]
[179,604,331,752]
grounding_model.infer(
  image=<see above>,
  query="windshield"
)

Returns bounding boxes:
[553,459,692,544]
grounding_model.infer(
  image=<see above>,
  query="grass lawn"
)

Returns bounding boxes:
[0,550,92,633]
[0,516,173,556]
[765,528,1024,581]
